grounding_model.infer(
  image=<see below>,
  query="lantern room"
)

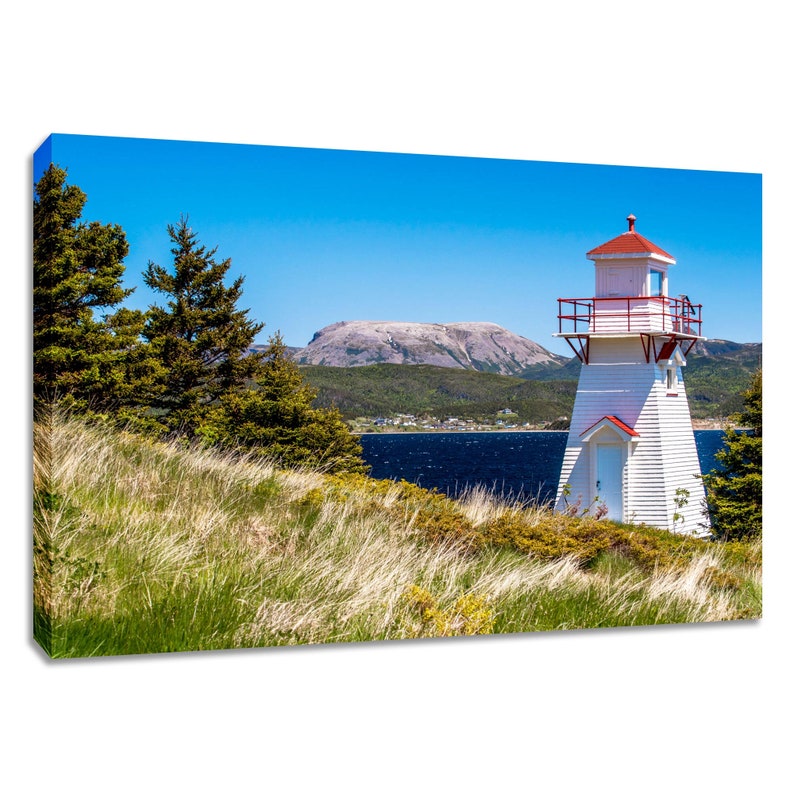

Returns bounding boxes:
[588,214,674,300]
[556,215,703,365]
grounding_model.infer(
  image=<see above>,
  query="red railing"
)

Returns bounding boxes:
[557,295,702,336]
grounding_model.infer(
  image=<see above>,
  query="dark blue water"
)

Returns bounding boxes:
[359,430,728,503]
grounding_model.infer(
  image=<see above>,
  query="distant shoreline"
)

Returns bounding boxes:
[353,419,728,435]
[355,428,568,435]
[692,419,730,430]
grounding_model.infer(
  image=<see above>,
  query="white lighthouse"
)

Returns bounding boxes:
[554,215,709,534]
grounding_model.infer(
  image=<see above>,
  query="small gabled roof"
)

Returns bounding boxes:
[587,215,675,262]
[580,415,640,443]
[655,339,687,365]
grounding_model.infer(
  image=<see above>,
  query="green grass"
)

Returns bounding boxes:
[33,413,761,658]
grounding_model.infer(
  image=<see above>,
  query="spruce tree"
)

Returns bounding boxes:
[143,216,264,435]
[33,164,140,412]
[703,369,762,540]
[213,332,368,473]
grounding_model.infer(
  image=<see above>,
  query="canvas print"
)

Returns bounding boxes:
[32,134,762,658]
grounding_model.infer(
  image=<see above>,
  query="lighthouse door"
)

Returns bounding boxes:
[596,445,624,522]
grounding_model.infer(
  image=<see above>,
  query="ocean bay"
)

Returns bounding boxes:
[359,430,727,504]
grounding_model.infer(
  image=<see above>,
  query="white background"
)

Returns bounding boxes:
[3,3,790,791]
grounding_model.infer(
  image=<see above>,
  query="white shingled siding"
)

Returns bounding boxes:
[555,336,710,533]
[593,257,670,299]
[589,299,671,334]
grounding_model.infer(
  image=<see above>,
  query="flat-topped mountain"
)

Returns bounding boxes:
[294,320,567,376]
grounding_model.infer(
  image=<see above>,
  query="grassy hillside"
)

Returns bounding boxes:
[301,363,576,424]
[34,414,760,658]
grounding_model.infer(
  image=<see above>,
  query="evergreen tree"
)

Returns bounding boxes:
[213,332,368,473]
[143,216,264,435]
[33,164,141,411]
[703,369,762,540]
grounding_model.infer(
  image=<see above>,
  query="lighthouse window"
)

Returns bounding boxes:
[666,367,678,392]
[650,269,664,297]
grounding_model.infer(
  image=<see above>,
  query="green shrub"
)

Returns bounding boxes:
[703,369,762,540]
[401,585,495,637]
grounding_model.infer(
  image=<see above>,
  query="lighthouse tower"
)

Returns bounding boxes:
[554,215,709,533]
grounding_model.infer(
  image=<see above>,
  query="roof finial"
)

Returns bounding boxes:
[627,213,636,232]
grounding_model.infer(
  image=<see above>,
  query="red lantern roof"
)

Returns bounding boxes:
[586,214,675,261]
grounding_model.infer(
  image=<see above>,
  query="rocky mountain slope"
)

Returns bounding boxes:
[690,338,762,363]
[294,320,567,376]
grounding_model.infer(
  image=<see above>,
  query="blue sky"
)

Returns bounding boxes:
[35,133,762,357]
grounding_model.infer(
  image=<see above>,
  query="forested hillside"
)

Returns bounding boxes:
[684,340,762,418]
[300,338,761,425]
[301,363,576,425]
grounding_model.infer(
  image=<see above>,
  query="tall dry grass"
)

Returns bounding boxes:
[33,412,761,658]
